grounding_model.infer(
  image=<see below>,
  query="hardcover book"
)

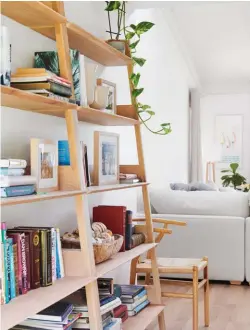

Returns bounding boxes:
[13,243,19,296]
[1,222,8,303]
[93,206,126,252]
[0,175,36,188]
[28,301,73,322]
[120,289,147,304]
[11,81,72,97]
[0,159,27,168]
[7,238,16,299]
[0,168,25,176]
[1,185,35,198]
[127,299,150,316]
[125,210,133,250]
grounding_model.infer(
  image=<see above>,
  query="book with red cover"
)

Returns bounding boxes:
[113,304,128,323]
[93,206,126,252]
[7,232,28,295]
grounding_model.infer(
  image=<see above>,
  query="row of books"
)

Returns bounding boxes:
[119,173,141,185]
[1,224,64,305]
[10,280,150,330]
[0,159,36,198]
[11,67,75,104]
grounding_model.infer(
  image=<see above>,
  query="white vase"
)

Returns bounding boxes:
[85,62,98,106]
[90,86,109,110]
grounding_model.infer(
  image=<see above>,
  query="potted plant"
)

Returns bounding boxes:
[105,1,172,135]
[221,163,246,189]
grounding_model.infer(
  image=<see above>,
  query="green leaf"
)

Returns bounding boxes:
[130,73,140,87]
[162,126,172,134]
[125,31,135,40]
[146,110,155,116]
[141,104,151,110]
[230,163,239,173]
[132,88,144,98]
[130,24,137,31]
[221,169,231,173]
[105,1,121,11]
[132,57,146,67]
[161,123,171,127]
[129,40,140,49]
[135,21,155,35]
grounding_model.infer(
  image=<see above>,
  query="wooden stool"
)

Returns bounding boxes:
[136,257,210,330]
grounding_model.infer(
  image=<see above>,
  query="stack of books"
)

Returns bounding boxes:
[0,159,36,198]
[119,173,141,184]
[11,68,75,103]
[115,285,150,316]
[64,278,122,329]
[11,301,80,330]
[1,224,64,305]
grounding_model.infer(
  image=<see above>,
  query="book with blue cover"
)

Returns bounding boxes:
[7,238,16,299]
[28,301,73,322]
[58,140,70,166]
[1,185,35,197]
[127,299,150,316]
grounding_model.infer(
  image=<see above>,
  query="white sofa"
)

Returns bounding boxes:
[137,189,249,282]
[246,217,250,283]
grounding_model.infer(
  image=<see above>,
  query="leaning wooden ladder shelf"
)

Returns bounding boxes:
[1,2,166,329]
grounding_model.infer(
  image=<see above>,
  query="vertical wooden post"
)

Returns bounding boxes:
[125,41,166,329]
[54,4,102,329]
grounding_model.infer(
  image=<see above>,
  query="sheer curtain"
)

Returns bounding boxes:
[189,89,203,182]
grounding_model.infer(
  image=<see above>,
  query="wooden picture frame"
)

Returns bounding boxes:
[30,138,58,192]
[97,79,117,114]
[93,131,119,186]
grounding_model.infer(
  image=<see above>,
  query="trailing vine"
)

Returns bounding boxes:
[105,1,172,135]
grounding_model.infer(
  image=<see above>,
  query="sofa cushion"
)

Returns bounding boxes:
[150,189,249,218]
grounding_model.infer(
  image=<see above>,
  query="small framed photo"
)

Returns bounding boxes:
[97,79,116,114]
[31,138,58,192]
[94,131,119,186]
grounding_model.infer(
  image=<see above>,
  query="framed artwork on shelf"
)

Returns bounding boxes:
[97,79,117,114]
[31,138,58,192]
[94,131,119,186]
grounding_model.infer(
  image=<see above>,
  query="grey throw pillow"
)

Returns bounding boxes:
[190,182,216,191]
[170,183,191,191]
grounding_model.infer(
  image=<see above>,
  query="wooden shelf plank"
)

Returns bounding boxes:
[0,190,83,207]
[1,87,138,126]
[1,1,66,28]
[96,243,157,277]
[1,86,77,112]
[0,276,95,330]
[77,106,139,126]
[122,305,165,330]
[87,182,149,195]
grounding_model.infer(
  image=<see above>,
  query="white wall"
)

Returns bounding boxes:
[201,93,250,183]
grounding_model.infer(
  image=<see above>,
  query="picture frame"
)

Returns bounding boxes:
[94,131,119,186]
[97,79,117,114]
[31,138,58,192]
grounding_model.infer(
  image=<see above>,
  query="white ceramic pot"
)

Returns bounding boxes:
[90,86,109,110]
[107,40,126,54]
[85,62,98,105]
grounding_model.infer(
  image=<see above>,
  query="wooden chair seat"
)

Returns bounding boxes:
[136,257,207,274]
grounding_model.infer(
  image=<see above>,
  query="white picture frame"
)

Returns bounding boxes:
[31,138,58,192]
[94,131,119,186]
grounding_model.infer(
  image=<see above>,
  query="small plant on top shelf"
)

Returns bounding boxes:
[105,1,172,135]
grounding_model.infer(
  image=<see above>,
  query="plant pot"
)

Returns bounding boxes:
[107,40,126,54]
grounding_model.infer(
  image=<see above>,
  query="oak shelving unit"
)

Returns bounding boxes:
[1,2,166,330]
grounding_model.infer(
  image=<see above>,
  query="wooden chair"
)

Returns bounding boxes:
[131,218,210,330]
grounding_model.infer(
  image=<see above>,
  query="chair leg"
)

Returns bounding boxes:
[130,256,139,285]
[193,266,199,330]
[203,259,210,327]
[145,273,151,285]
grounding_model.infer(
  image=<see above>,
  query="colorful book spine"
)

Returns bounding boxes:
[56,228,64,279]
[20,234,28,294]
[1,185,35,197]
[125,210,133,250]
[1,223,9,303]
[51,228,57,283]
[8,233,23,295]
[58,140,70,166]
[40,230,47,287]
[1,242,6,304]
[31,231,40,289]
[7,238,16,299]
[127,299,150,316]
[24,235,31,290]
[13,243,19,296]
[46,230,52,286]
[5,239,11,302]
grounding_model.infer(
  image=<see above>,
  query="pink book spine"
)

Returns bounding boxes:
[20,234,28,294]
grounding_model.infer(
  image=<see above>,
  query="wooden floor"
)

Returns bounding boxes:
[147,282,250,330]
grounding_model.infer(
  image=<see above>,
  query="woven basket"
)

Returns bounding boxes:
[61,234,123,264]
[93,234,123,264]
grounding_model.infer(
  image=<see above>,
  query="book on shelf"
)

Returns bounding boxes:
[0,168,25,176]
[0,25,11,86]
[1,185,35,198]
[11,81,72,97]
[131,233,146,248]
[103,318,122,330]
[0,175,36,188]
[113,304,128,323]
[125,210,133,251]
[127,299,150,316]
[73,312,112,329]
[34,50,87,106]
[93,206,126,252]
[25,89,76,104]
[97,277,114,296]
[119,178,140,184]
[1,225,64,305]
[29,301,73,322]
[125,293,148,311]
[0,159,27,168]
